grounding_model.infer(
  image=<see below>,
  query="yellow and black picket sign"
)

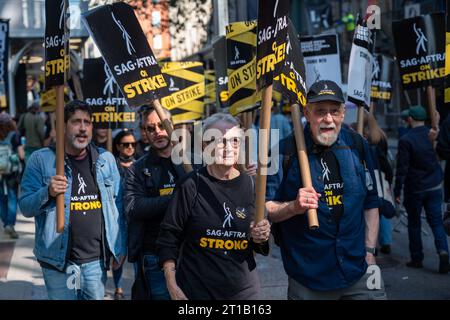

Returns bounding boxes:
[160,62,205,125]
[393,13,445,91]
[40,87,71,113]
[226,21,261,116]
[205,70,216,105]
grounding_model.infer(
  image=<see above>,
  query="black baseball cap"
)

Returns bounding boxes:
[307,80,345,104]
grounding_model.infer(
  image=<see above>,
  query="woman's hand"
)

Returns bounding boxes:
[163,260,188,300]
[112,256,126,271]
[250,219,271,243]
[245,163,257,176]
[166,280,188,300]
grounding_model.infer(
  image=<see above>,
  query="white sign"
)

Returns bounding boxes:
[300,34,342,89]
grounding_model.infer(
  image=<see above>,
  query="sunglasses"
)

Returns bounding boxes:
[119,142,136,148]
[145,122,170,134]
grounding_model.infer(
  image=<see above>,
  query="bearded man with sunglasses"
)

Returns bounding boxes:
[124,104,186,300]
[266,80,386,300]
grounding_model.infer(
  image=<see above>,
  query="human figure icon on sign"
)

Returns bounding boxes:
[59,0,66,30]
[234,46,240,60]
[314,66,321,83]
[103,63,115,96]
[413,23,427,55]
[112,11,136,56]
[372,58,380,80]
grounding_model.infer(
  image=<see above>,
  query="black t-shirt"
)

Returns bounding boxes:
[157,167,260,300]
[318,148,344,223]
[68,153,103,264]
[142,156,178,252]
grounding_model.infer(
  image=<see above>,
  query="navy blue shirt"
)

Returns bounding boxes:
[266,125,380,291]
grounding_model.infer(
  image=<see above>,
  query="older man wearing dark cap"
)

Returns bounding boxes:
[266,80,386,300]
[394,105,450,274]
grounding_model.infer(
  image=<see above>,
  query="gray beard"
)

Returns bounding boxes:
[316,132,338,146]
[68,135,91,151]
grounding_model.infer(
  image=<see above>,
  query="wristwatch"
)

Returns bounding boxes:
[366,247,377,255]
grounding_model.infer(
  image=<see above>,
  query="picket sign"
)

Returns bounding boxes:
[44,0,70,233]
[254,0,289,223]
[82,2,192,172]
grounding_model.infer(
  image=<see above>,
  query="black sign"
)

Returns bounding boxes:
[274,21,307,107]
[82,2,168,108]
[392,13,445,90]
[44,0,69,89]
[0,19,9,109]
[371,54,394,103]
[213,36,229,109]
[256,0,289,90]
[81,58,136,129]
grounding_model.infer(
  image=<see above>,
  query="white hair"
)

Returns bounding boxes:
[202,113,240,132]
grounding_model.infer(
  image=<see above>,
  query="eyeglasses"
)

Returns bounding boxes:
[145,122,169,134]
[119,142,136,148]
[205,137,241,148]
[312,107,343,118]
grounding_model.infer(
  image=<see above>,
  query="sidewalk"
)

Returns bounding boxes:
[0,213,287,300]
[0,214,46,299]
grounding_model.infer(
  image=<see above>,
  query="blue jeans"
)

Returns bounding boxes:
[0,181,17,227]
[42,260,107,300]
[142,254,170,300]
[404,189,449,261]
[378,215,392,246]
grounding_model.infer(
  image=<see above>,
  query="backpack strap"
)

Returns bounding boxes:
[347,130,366,167]
[4,131,15,146]
[281,134,297,181]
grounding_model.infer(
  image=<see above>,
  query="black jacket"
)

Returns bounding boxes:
[394,125,443,197]
[124,149,186,262]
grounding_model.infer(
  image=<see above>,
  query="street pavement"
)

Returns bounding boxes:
[1,209,449,300]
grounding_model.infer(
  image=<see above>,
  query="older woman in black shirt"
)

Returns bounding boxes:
[157,113,270,300]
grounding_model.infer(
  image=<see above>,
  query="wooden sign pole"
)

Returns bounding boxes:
[107,128,113,153]
[357,105,365,135]
[244,110,253,168]
[291,104,319,229]
[254,85,273,223]
[153,99,193,173]
[55,85,65,233]
[426,85,438,129]
[369,101,375,115]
